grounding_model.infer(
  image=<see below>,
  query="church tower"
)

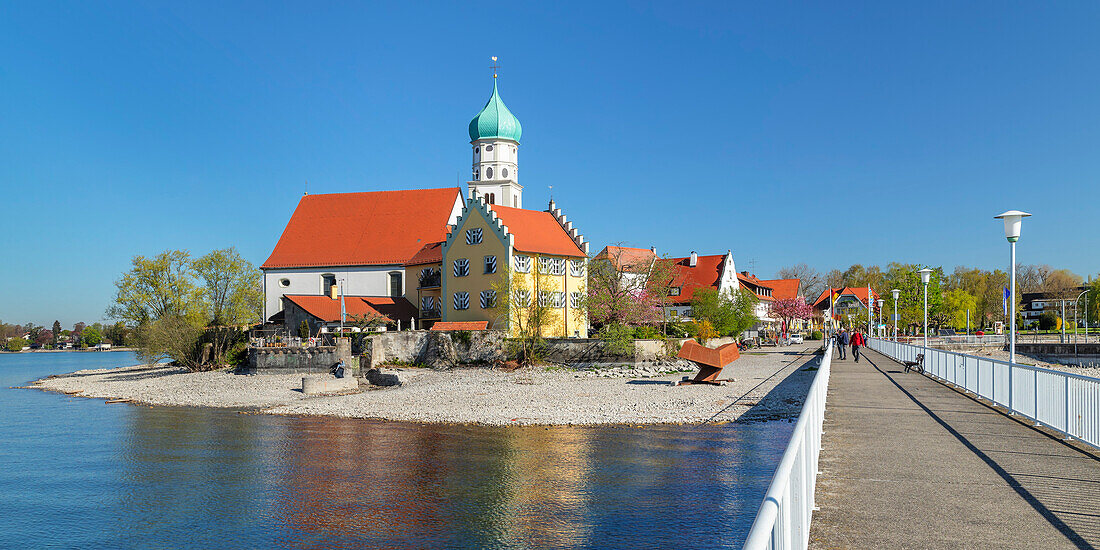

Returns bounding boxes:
[467,79,523,208]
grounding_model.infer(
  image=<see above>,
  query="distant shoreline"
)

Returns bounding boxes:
[26,347,820,426]
[3,348,137,354]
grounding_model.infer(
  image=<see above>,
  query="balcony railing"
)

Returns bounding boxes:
[420,308,441,320]
[418,273,441,288]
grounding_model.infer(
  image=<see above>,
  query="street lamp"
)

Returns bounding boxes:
[995,210,1031,365]
[877,298,885,338]
[919,268,933,350]
[892,289,901,341]
[1074,289,1089,352]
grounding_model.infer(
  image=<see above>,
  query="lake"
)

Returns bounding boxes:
[0,352,793,549]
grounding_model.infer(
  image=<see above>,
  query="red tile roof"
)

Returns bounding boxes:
[736,272,777,302]
[812,287,881,309]
[262,188,461,269]
[759,278,801,301]
[657,254,727,305]
[593,246,656,273]
[430,320,490,331]
[405,241,445,266]
[283,295,417,324]
[677,340,741,368]
[488,204,586,257]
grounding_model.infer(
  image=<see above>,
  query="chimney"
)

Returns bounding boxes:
[689,251,697,267]
[650,246,657,256]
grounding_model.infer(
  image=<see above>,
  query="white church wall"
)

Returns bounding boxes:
[263,265,403,321]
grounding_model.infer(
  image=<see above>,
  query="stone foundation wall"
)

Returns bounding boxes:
[361,330,507,369]
[541,338,689,365]
[244,338,356,375]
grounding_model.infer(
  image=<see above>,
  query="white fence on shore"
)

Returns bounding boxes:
[867,338,1100,450]
[743,342,832,550]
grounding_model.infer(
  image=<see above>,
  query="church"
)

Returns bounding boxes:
[261,76,590,337]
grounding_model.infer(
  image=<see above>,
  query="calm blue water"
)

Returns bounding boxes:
[1,352,792,549]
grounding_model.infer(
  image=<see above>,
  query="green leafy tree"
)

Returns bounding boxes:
[690,287,758,337]
[943,288,979,331]
[191,248,263,366]
[6,337,28,352]
[1039,311,1057,331]
[107,250,197,324]
[51,320,62,346]
[82,327,103,347]
[298,320,310,339]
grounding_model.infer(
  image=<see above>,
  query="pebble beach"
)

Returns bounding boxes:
[31,344,824,426]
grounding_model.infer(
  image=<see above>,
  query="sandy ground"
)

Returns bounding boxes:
[30,344,824,426]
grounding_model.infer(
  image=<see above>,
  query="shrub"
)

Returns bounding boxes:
[598,323,635,356]
[811,330,823,340]
[633,325,662,339]
[6,337,28,352]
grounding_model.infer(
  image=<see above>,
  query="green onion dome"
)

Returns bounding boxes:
[468,80,522,143]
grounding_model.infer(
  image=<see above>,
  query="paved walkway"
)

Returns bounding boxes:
[809,347,1100,549]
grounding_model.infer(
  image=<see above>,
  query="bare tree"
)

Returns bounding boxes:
[776,263,823,298]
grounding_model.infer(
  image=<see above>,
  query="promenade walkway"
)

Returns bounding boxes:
[809,347,1100,549]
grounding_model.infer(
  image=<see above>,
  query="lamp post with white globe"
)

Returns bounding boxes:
[891,289,901,341]
[877,299,885,338]
[919,268,933,350]
[995,210,1031,365]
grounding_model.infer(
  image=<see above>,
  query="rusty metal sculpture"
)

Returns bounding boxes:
[675,340,740,385]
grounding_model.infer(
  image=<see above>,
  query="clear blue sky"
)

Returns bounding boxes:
[3,2,1099,327]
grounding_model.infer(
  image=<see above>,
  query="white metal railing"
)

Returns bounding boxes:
[867,338,1100,450]
[743,342,833,550]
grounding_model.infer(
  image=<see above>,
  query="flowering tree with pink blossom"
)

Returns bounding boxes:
[768,297,814,338]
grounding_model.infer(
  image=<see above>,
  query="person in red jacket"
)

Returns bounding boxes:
[851,329,865,362]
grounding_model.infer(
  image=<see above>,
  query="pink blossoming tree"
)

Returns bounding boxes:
[768,297,814,338]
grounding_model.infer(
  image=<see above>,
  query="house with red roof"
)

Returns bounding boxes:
[812,286,882,329]
[656,251,739,320]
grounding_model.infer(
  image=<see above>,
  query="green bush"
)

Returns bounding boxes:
[811,330,823,340]
[632,326,662,339]
[6,337,28,352]
[598,324,635,356]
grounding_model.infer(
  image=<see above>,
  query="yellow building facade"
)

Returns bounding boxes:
[441,196,589,337]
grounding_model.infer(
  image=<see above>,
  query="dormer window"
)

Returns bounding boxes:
[669,287,681,296]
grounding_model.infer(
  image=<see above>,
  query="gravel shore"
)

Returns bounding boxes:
[32,344,824,426]
[956,348,1100,378]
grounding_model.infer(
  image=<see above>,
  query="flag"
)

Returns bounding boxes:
[1003,287,1010,315]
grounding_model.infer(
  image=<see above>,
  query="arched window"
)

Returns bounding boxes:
[488,193,496,204]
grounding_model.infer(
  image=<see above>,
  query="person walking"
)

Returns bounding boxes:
[851,329,865,363]
[837,328,849,359]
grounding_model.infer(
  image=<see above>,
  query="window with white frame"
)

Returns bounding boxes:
[514,289,531,307]
[514,255,531,273]
[570,291,583,309]
[480,290,496,309]
[453,292,470,310]
[484,255,497,274]
[453,258,469,277]
[569,259,585,277]
[552,292,566,308]
[466,228,482,245]
[538,290,552,307]
[542,257,565,276]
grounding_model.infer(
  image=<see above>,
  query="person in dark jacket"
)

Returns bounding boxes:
[851,330,865,362]
[837,329,849,359]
